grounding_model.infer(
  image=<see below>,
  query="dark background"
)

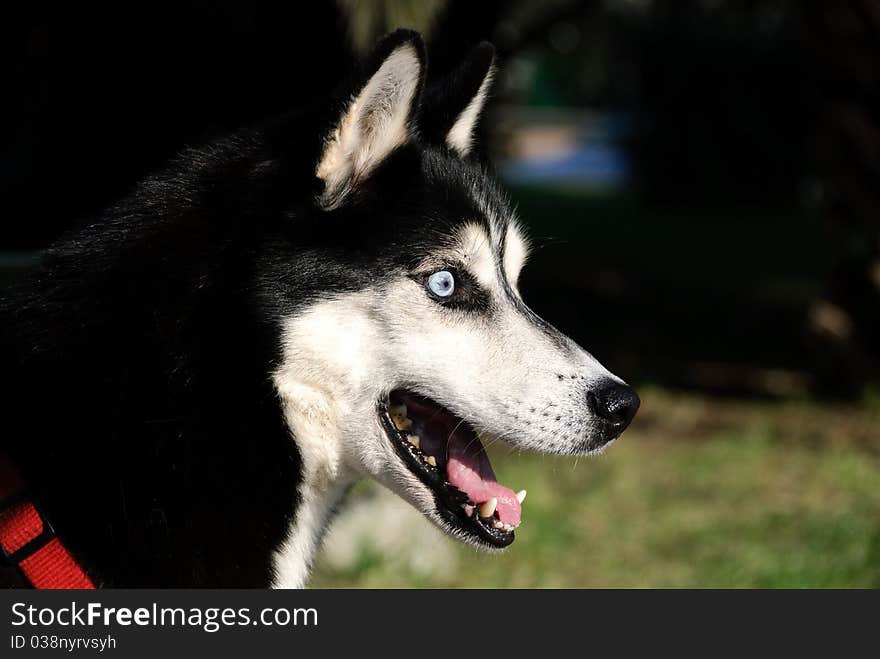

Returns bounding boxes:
[3,1,879,399]
[4,1,880,589]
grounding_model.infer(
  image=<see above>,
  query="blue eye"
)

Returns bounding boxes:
[427,270,455,298]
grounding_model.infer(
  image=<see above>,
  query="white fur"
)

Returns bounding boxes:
[503,222,530,292]
[270,221,623,587]
[456,223,498,291]
[446,67,494,156]
[270,299,374,588]
[270,378,356,589]
[317,44,421,208]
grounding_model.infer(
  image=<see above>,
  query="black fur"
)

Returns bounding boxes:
[421,41,496,156]
[0,31,508,587]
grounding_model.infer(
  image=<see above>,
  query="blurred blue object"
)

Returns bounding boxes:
[500,143,629,189]
[498,110,633,192]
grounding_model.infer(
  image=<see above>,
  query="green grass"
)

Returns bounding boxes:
[311,389,880,588]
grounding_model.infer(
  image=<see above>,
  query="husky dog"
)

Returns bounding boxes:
[0,30,639,588]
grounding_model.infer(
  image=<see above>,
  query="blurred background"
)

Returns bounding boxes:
[4,1,879,586]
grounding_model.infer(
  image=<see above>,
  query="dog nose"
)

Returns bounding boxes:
[589,382,640,432]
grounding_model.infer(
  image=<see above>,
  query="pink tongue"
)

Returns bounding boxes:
[445,430,521,527]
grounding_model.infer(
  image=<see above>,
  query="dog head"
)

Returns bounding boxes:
[271,30,639,549]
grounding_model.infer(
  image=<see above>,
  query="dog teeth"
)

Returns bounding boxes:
[407,434,420,449]
[388,403,413,430]
[425,455,437,467]
[392,415,413,431]
[516,489,527,504]
[501,523,514,532]
[492,519,504,530]
[478,497,497,518]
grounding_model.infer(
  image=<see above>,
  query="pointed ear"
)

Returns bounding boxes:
[317,30,426,209]
[421,42,495,158]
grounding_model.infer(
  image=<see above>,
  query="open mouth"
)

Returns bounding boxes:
[378,390,526,548]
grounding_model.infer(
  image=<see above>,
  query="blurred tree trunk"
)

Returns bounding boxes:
[805,1,880,397]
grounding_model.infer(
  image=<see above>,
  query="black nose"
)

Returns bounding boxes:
[589,382,640,432]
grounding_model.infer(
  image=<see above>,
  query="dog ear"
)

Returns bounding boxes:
[316,30,426,209]
[421,42,495,158]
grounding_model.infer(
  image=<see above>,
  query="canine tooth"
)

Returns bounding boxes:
[516,489,527,504]
[393,416,413,431]
[492,520,504,530]
[426,455,437,467]
[407,434,420,448]
[478,497,498,518]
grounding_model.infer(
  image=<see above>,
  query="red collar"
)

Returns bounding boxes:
[0,453,95,589]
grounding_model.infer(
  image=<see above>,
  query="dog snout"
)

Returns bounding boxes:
[587,381,640,440]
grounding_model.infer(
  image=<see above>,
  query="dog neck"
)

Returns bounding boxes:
[270,379,356,588]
